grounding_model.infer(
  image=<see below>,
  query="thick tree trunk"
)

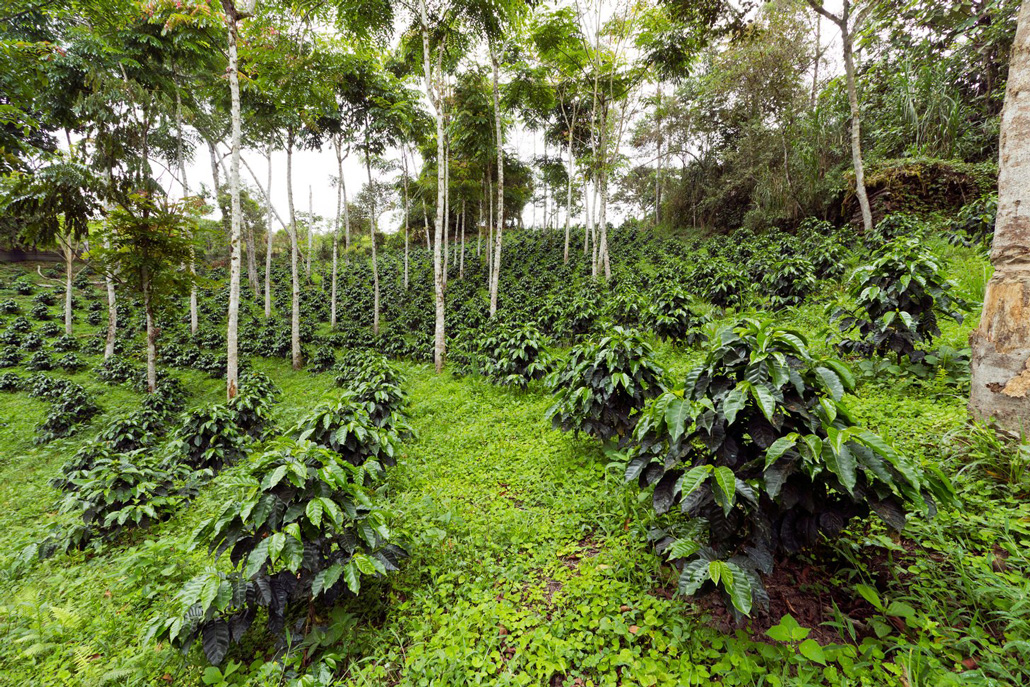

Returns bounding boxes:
[970,1,1030,431]
[489,46,504,318]
[287,129,301,369]
[264,146,273,318]
[224,6,243,400]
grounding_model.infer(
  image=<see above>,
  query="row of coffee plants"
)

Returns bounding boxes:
[542,318,953,616]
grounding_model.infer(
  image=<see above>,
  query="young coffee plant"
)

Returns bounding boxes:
[96,355,138,384]
[477,322,553,388]
[29,377,100,443]
[147,439,405,664]
[174,404,249,472]
[645,284,711,345]
[0,371,23,391]
[546,326,666,444]
[627,318,952,616]
[761,256,817,310]
[229,370,281,438]
[832,237,967,363]
[48,450,198,553]
[291,393,402,476]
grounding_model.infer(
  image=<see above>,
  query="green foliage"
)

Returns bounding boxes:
[547,327,666,443]
[645,284,711,344]
[477,322,554,388]
[629,318,951,615]
[149,439,404,664]
[174,404,248,473]
[290,393,402,475]
[833,236,966,363]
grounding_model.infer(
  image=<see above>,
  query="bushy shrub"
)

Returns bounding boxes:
[20,332,42,351]
[56,353,84,372]
[25,350,54,371]
[832,237,966,363]
[29,303,51,321]
[291,393,402,475]
[477,322,553,388]
[49,450,198,553]
[86,310,102,326]
[96,355,138,384]
[141,376,189,417]
[175,404,249,472]
[0,371,23,391]
[147,439,405,664]
[40,322,60,337]
[546,327,666,443]
[0,299,18,315]
[228,370,281,438]
[0,346,20,368]
[308,345,336,373]
[33,290,56,307]
[8,316,32,333]
[13,279,33,295]
[761,256,817,310]
[646,285,711,345]
[51,334,78,352]
[34,380,101,443]
[628,318,952,615]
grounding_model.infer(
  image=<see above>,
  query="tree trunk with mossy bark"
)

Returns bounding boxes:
[970,1,1030,431]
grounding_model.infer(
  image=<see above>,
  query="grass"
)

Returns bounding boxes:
[0,251,1028,687]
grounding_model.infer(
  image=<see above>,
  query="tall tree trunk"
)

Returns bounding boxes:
[264,146,273,318]
[104,235,117,360]
[420,1,445,372]
[460,199,465,279]
[489,45,504,318]
[403,150,410,290]
[332,137,343,329]
[62,237,73,336]
[307,185,313,279]
[970,1,1030,430]
[223,2,243,400]
[808,0,872,232]
[366,149,380,337]
[443,140,450,289]
[564,122,575,263]
[287,128,301,369]
[246,219,258,297]
[142,268,156,394]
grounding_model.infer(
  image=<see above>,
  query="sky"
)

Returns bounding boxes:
[172,0,847,238]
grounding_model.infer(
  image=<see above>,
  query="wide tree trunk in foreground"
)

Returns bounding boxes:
[970,1,1030,431]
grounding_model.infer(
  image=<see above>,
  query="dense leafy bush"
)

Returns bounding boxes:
[49,450,198,553]
[547,327,666,443]
[0,299,18,315]
[833,237,966,362]
[761,256,817,309]
[40,322,60,337]
[29,303,51,320]
[8,316,32,333]
[949,194,996,249]
[56,353,84,371]
[96,355,138,384]
[34,379,101,443]
[0,371,23,391]
[308,345,336,373]
[25,349,54,371]
[646,285,711,344]
[175,404,249,472]
[20,331,42,351]
[141,376,189,417]
[628,319,952,614]
[291,394,402,476]
[0,346,20,368]
[51,334,78,352]
[13,279,33,295]
[229,370,281,438]
[148,439,405,664]
[477,322,553,387]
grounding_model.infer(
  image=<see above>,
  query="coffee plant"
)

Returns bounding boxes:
[645,284,711,345]
[547,327,666,443]
[628,318,952,615]
[148,439,405,664]
[477,322,553,388]
[832,237,967,363]
[291,393,402,475]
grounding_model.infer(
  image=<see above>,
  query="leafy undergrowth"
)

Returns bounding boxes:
[0,260,1028,686]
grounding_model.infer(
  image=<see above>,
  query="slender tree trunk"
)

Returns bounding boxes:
[403,151,410,290]
[489,45,504,318]
[420,2,445,372]
[264,146,273,318]
[223,3,243,399]
[62,237,73,336]
[443,142,450,289]
[808,0,872,232]
[460,199,465,279]
[307,185,313,279]
[970,1,1030,430]
[331,137,343,329]
[564,123,575,263]
[287,128,301,369]
[365,151,380,337]
[104,234,117,360]
[477,191,484,258]
[246,218,258,297]
[143,269,156,394]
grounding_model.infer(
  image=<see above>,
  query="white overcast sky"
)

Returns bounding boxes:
[168,0,845,235]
